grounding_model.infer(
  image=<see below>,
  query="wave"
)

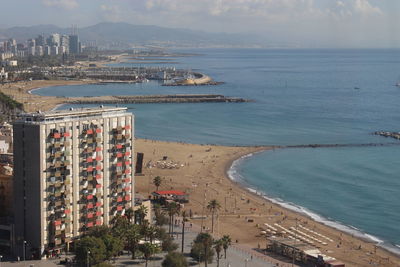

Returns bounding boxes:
[227,151,400,256]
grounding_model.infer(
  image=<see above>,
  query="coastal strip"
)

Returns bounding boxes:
[135,139,400,267]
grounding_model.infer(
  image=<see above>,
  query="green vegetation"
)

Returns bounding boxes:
[162,252,188,267]
[213,239,223,267]
[153,176,162,191]
[74,236,107,266]
[221,235,232,259]
[0,91,23,122]
[207,199,221,233]
[0,92,23,110]
[139,242,160,267]
[190,233,215,267]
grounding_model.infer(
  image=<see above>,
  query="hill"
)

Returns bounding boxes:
[0,22,264,48]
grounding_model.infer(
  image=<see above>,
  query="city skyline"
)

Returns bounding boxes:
[1,0,400,48]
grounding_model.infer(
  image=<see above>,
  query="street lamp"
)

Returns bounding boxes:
[87,250,91,267]
[0,254,3,267]
[244,258,249,267]
[23,240,27,261]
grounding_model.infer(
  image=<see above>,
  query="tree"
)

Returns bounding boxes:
[207,199,221,233]
[154,203,169,226]
[135,205,148,225]
[213,239,223,267]
[111,214,130,239]
[190,233,214,267]
[125,207,134,223]
[153,176,162,191]
[87,225,110,238]
[166,202,180,235]
[162,252,188,267]
[74,236,106,265]
[221,235,232,259]
[157,227,178,252]
[139,243,160,267]
[126,224,142,259]
[181,210,189,253]
[142,224,158,243]
[101,234,123,261]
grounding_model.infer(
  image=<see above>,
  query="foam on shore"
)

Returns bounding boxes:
[227,151,400,256]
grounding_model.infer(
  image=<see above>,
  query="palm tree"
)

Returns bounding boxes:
[181,210,189,253]
[221,235,232,259]
[153,176,162,191]
[166,202,180,235]
[139,242,160,267]
[125,207,134,223]
[207,199,221,233]
[126,224,142,259]
[135,204,148,225]
[213,239,223,267]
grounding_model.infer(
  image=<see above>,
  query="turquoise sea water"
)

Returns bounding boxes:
[35,49,400,252]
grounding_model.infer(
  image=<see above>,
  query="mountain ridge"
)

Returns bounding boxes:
[0,22,265,48]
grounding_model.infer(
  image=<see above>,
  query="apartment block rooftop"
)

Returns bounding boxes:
[16,106,130,124]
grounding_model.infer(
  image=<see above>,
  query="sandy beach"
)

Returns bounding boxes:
[134,139,400,267]
[2,79,400,266]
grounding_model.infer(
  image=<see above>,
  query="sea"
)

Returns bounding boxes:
[34,48,400,254]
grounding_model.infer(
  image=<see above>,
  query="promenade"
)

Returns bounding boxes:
[1,222,297,267]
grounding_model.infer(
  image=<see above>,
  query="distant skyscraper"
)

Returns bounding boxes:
[60,35,69,54]
[35,35,45,47]
[68,35,80,54]
[13,107,135,259]
[51,33,61,46]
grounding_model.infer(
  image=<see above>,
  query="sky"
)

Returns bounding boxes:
[1,0,400,48]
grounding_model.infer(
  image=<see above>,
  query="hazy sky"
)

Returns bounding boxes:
[2,0,400,47]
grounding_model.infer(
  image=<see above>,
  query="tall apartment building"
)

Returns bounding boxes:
[13,107,134,259]
[69,35,80,54]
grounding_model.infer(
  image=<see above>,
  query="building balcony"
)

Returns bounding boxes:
[63,132,70,137]
[96,202,102,207]
[53,133,61,139]
[95,147,102,152]
[86,129,93,135]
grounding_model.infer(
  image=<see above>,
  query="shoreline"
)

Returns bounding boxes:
[134,139,400,267]
[1,79,399,266]
[226,150,400,257]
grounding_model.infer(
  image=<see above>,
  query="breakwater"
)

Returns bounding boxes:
[66,94,249,104]
[283,142,400,149]
[374,131,400,140]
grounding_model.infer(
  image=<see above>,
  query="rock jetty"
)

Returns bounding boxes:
[373,131,400,140]
[66,94,249,104]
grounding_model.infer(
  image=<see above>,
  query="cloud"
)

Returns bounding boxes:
[100,4,123,22]
[353,0,382,15]
[42,0,78,10]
